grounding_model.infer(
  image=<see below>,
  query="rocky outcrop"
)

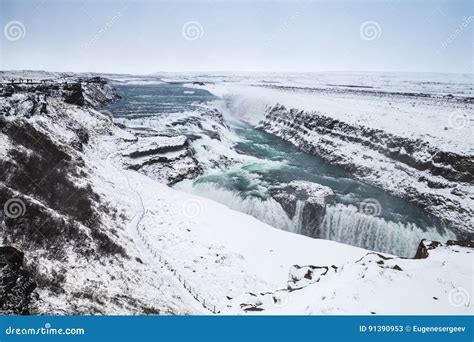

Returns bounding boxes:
[63,83,85,106]
[269,180,335,237]
[0,246,37,315]
[0,77,119,113]
[261,104,474,236]
[414,239,474,259]
[120,134,202,185]
[414,240,443,259]
[287,265,336,291]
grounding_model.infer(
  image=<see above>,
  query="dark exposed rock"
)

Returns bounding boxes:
[287,265,331,291]
[128,140,188,159]
[269,180,335,237]
[0,85,15,97]
[446,240,474,248]
[0,246,37,315]
[414,239,443,259]
[413,239,472,260]
[243,306,264,312]
[63,83,85,106]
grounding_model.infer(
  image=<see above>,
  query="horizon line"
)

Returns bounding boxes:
[1,69,473,76]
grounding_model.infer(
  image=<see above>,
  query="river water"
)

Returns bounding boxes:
[107,83,457,257]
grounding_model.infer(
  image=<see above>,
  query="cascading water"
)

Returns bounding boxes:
[177,180,455,258]
[319,204,456,257]
[291,201,305,235]
[176,181,294,231]
[107,83,460,258]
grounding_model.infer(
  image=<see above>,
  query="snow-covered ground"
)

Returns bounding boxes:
[1,71,472,315]
[224,241,473,315]
[155,71,474,98]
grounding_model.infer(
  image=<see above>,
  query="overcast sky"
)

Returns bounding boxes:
[0,0,472,74]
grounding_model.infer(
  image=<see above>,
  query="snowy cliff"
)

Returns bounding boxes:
[201,83,473,237]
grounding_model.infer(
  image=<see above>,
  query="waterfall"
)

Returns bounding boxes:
[291,200,305,235]
[176,181,293,231]
[319,204,457,257]
[176,181,456,257]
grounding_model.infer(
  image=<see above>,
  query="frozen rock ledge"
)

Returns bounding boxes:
[269,180,335,236]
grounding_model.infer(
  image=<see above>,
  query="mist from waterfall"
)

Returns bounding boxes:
[175,181,294,231]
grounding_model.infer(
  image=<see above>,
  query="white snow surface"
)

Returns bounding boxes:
[201,83,473,155]
[224,242,473,315]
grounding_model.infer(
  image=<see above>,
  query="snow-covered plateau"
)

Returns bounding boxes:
[0,71,472,315]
